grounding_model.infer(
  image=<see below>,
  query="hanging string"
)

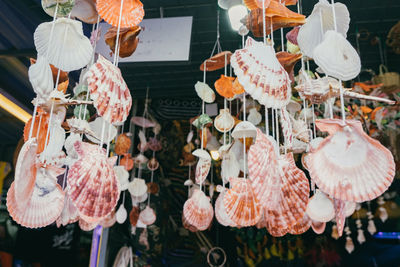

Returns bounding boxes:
[271,108,275,139]
[280,1,285,51]
[311,104,316,138]
[265,108,269,135]
[275,109,279,151]
[210,9,222,57]
[262,0,267,45]
[223,53,228,146]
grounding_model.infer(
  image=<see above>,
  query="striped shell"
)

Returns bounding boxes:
[96,0,144,28]
[231,37,291,109]
[307,119,395,202]
[79,218,98,231]
[67,141,120,222]
[288,213,311,235]
[215,188,236,227]
[183,189,213,231]
[223,178,261,227]
[139,206,156,225]
[280,108,293,149]
[193,149,211,184]
[214,109,235,133]
[85,55,132,124]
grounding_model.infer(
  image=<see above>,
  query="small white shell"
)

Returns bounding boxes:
[139,206,156,225]
[113,166,129,191]
[85,117,117,145]
[306,190,335,222]
[214,109,235,133]
[28,55,54,100]
[128,178,147,197]
[247,108,262,126]
[194,81,215,103]
[232,121,257,139]
[116,205,127,224]
[192,149,211,160]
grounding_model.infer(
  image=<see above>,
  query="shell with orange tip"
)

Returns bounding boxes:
[276,51,302,82]
[223,177,261,227]
[96,0,144,28]
[215,75,235,99]
[215,187,236,227]
[23,110,50,154]
[288,214,311,235]
[183,188,213,231]
[68,141,120,222]
[200,51,232,71]
[129,206,140,226]
[115,133,132,155]
[105,26,141,58]
[244,2,305,37]
[243,0,271,10]
[30,58,69,93]
[139,206,156,225]
[307,119,395,202]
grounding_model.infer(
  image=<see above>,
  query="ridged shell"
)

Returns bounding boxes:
[231,37,291,109]
[311,220,326,234]
[24,111,50,154]
[297,0,350,58]
[79,217,98,231]
[313,31,361,81]
[288,213,311,235]
[56,191,79,227]
[195,81,215,103]
[85,55,132,124]
[71,0,98,24]
[215,75,235,99]
[96,0,144,28]
[67,141,120,221]
[221,150,240,184]
[34,18,93,72]
[232,121,257,139]
[114,166,129,191]
[139,206,156,225]
[100,211,116,228]
[183,189,213,231]
[131,192,147,204]
[306,189,335,222]
[223,178,261,227]
[28,55,54,100]
[307,119,395,202]
[214,109,235,133]
[280,108,293,149]
[115,133,132,155]
[128,178,148,197]
[215,190,236,227]
[247,108,262,126]
[195,157,211,184]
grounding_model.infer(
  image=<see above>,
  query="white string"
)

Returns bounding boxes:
[271,108,275,139]
[311,104,316,138]
[280,1,285,51]
[262,0,266,45]
[275,109,279,152]
[265,108,269,135]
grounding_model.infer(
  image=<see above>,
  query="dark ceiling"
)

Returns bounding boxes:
[0,0,399,145]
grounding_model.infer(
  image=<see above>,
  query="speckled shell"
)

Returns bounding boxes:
[139,206,156,225]
[288,213,311,235]
[223,178,261,227]
[307,119,395,202]
[129,206,140,226]
[334,198,346,237]
[100,210,116,228]
[183,189,213,231]
[85,55,132,124]
[115,133,132,155]
[67,141,120,222]
[231,37,291,109]
[96,0,144,28]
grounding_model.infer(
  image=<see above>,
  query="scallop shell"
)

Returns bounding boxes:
[221,150,240,184]
[115,133,132,155]
[85,55,132,124]
[307,119,395,202]
[147,157,159,171]
[120,154,134,171]
[193,149,211,184]
[7,165,65,228]
[139,206,156,225]
[86,117,118,145]
[114,166,129,191]
[195,81,215,103]
[231,37,291,109]
[288,214,311,235]
[223,178,261,227]
[100,211,116,228]
[131,116,156,128]
[28,55,54,100]
[71,0,98,24]
[214,109,235,133]
[56,192,79,227]
[24,110,50,154]
[128,178,148,197]
[247,108,262,126]
[34,18,93,72]
[67,141,119,222]
[41,0,75,17]
[311,220,326,234]
[200,51,232,72]
[215,189,236,227]
[215,75,235,99]
[116,205,127,224]
[129,206,140,226]
[305,189,335,222]
[96,0,144,28]
[183,189,213,231]
[131,193,147,204]
[182,212,198,232]
[79,217,98,231]
[313,30,361,81]
[297,0,350,58]
[148,137,162,152]
[232,121,257,139]
[280,108,293,149]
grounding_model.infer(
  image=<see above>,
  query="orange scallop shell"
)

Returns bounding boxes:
[23,110,50,154]
[183,189,213,231]
[96,0,144,28]
[200,51,232,71]
[244,0,297,10]
[215,75,235,99]
[115,133,132,155]
[232,78,245,95]
[120,153,134,171]
[288,214,311,235]
[105,26,141,58]
[129,206,140,226]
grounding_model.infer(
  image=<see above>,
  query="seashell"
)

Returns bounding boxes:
[56,192,79,227]
[131,116,156,128]
[113,166,130,191]
[34,18,93,72]
[183,189,213,231]
[148,137,162,152]
[286,27,300,45]
[289,114,310,143]
[334,198,346,237]
[244,3,305,37]
[68,141,119,222]
[306,190,335,222]
[223,177,261,227]
[214,75,235,99]
[200,51,232,71]
[311,220,326,234]
[192,114,213,129]
[71,0,98,24]
[85,55,132,124]
[128,178,148,197]
[184,179,193,186]
[147,157,159,171]
[295,76,341,104]
[247,108,262,126]
[299,107,314,122]
[193,149,211,184]
[231,37,291,109]
[105,26,141,58]
[331,224,339,240]
[7,165,65,228]
[115,133,132,155]
[129,206,140,226]
[79,217,98,231]
[313,30,361,81]
[232,121,257,139]
[42,120,66,161]
[243,0,272,10]
[85,117,117,145]
[232,78,245,95]
[24,109,50,154]
[139,206,156,225]
[215,189,236,227]
[41,0,75,17]
[67,118,93,136]
[214,109,235,133]
[65,133,80,160]
[221,150,240,184]
[30,58,69,93]
[297,0,350,58]
[28,56,54,100]
[276,51,302,83]
[280,108,293,149]
[116,205,128,224]
[131,193,147,204]
[147,182,159,194]
[345,236,354,254]
[120,153,134,171]
[182,212,198,232]
[288,214,311,235]
[344,201,356,217]
[96,0,144,28]
[100,211,116,228]
[195,81,215,103]
[307,119,395,202]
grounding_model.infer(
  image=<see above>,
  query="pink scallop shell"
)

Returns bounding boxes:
[183,189,213,231]
[288,213,311,235]
[215,190,236,227]
[79,217,98,231]
[182,213,198,232]
[307,119,395,202]
[334,198,346,237]
[67,141,120,222]
[195,158,211,184]
[311,220,326,234]
[138,206,156,225]
[131,116,155,128]
[85,55,132,124]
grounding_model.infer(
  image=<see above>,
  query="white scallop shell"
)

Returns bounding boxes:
[128,178,148,197]
[247,108,262,126]
[194,81,215,103]
[192,149,211,160]
[34,18,93,72]
[113,166,129,191]
[221,150,240,184]
[313,30,361,81]
[297,0,350,58]
[306,189,335,222]
[139,206,156,225]
[64,133,80,159]
[214,109,235,133]
[85,116,117,144]
[42,123,66,161]
[28,55,54,100]
[232,121,257,139]
[116,205,127,224]
[131,193,148,204]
